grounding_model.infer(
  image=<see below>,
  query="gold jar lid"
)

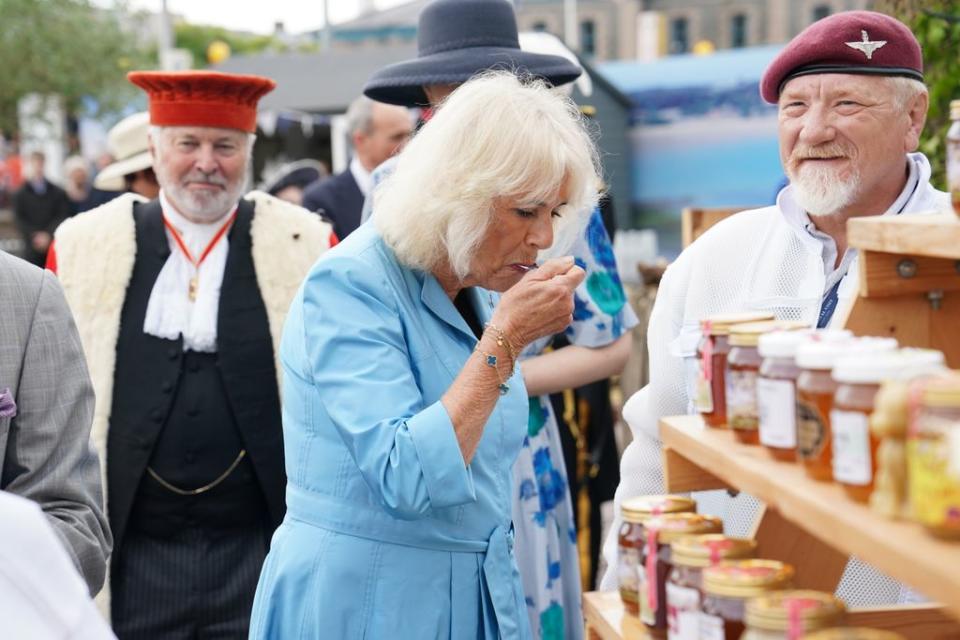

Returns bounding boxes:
[729,320,808,347]
[670,534,757,568]
[802,628,905,640]
[703,559,794,598]
[621,495,696,523]
[642,512,723,544]
[745,590,845,632]
[920,372,960,408]
[699,312,776,336]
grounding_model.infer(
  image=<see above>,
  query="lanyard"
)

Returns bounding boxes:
[162,209,237,301]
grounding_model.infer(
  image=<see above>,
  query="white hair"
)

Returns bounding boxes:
[374,71,601,280]
[885,76,927,111]
[345,95,377,136]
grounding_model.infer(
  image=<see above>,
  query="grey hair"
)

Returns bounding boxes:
[373,71,601,280]
[885,76,927,111]
[148,125,256,154]
[345,95,377,136]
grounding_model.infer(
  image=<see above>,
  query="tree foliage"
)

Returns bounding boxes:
[0,0,148,133]
[875,0,960,189]
[174,23,315,68]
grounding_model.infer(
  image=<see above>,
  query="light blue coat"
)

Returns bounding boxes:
[249,224,531,639]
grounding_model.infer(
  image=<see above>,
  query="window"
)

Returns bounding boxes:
[731,13,748,48]
[532,21,548,33]
[670,17,689,54]
[812,5,831,22]
[580,19,596,56]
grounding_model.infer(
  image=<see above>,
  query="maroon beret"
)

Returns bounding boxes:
[760,11,923,104]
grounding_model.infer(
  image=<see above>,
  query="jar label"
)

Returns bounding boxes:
[797,398,827,459]
[727,369,758,430]
[699,612,726,640]
[907,437,960,531]
[618,546,640,600]
[695,371,714,413]
[831,409,872,485]
[758,377,797,448]
[666,582,700,640]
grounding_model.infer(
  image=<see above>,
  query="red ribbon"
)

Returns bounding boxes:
[704,538,734,566]
[163,208,237,272]
[645,527,659,614]
[785,597,818,640]
[702,321,714,381]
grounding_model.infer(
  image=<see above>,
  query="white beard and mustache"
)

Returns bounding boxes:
[786,143,861,217]
[158,167,248,223]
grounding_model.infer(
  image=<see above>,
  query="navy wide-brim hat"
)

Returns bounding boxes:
[364,0,583,107]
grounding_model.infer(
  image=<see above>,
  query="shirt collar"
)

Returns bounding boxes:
[350,156,373,197]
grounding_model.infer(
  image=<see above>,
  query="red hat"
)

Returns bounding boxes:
[127,70,276,133]
[760,11,923,104]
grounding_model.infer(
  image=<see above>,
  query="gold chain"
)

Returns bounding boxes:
[146,450,247,496]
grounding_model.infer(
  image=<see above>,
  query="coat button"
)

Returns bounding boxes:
[161,380,173,393]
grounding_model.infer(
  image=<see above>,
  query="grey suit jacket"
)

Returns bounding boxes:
[0,250,111,595]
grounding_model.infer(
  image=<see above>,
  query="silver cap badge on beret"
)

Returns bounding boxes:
[845,30,887,60]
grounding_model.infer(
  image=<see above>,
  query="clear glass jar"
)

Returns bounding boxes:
[948,99,960,217]
[832,349,945,503]
[758,329,816,461]
[700,560,794,640]
[801,628,905,640]
[796,337,895,482]
[697,313,774,428]
[638,513,723,638]
[728,321,806,445]
[666,535,756,640]
[618,495,696,614]
[742,590,845,639]
[908,373,960,539]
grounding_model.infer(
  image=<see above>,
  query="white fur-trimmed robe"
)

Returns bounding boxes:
[53,191,333,614]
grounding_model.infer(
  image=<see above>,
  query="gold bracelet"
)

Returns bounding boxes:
[474,346,513,396]
[484,322,518,360]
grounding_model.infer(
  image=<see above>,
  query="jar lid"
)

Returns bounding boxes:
[796,335,896,370]
[642,512,723,543]
[745,590,845,631]
[703,559,794,598]
[621,495,696,522]
[870,379,911,437]
[920,372,960,408]
[670,534,757,567]
[700,312,776,335]
[729,320,809,347]
[802,628,905,640]
[833,348,945,384]
[951,99,960,119]
[758,329,822,358]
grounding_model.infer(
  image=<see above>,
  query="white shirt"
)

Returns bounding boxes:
[142,190,234,352]
[349,156,374,197]
[0,492,115,639]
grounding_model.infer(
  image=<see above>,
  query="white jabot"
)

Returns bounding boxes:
[349,156,373,197]
[142,190,234,352]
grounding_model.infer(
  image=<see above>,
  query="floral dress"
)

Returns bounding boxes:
[512,208,639,640]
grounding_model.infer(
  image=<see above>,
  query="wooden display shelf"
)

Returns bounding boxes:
[660,415,960,622]
[847,212,960,260]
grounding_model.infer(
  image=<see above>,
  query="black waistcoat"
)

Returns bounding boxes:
[107,199,286,548]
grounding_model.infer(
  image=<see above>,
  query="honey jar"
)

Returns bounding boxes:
[638,513,723,638]
[666,535,756,640]
[757,329,817,461]
[618,495,696,614]
[908,372,960,538]
[796,337,896,481]
[742,590,845,639]
[700,559,794,639]
[697,313,775,428]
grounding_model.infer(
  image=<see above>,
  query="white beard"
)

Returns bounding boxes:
[789,163,861,217]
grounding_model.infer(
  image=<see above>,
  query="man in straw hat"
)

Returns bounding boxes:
[606,10,948,604]
[362,3,636,639]
[49,70,334,636]
[93,112,159,201]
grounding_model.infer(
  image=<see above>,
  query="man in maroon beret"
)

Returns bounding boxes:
[605,10,949,604]
[49,71,335,637]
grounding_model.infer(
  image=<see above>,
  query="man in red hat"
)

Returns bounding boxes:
[49,70,334,637]
[606,11,949,603]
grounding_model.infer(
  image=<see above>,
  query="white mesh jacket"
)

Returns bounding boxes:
[601,153,949,604]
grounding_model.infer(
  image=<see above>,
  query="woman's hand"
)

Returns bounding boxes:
[491,256,585,349]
